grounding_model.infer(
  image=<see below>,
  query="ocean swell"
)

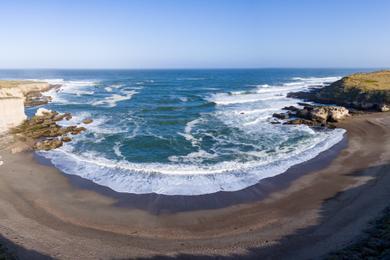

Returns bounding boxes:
[35,73,346,196]
[40,128,345,195]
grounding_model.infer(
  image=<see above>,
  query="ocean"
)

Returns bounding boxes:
[0,69,371,195]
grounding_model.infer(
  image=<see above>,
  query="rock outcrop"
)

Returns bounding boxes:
[273,104,349,127]
[11,110,86,151]
[288,70,390,111]
[82,118,93,124]
[310,106,349,123]
[0,98,27,133]
[0,80,53,104]
[0,80,57,133]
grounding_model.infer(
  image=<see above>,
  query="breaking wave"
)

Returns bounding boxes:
[36,74,346,195]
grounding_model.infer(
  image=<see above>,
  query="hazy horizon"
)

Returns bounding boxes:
[0,67,387,70]
[1,0,390,69]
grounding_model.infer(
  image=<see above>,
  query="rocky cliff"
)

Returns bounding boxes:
[0,97,26,133]
[0,80,52,133]
[288,70,390,111]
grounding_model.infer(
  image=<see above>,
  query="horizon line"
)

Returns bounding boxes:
[0,67,387,70]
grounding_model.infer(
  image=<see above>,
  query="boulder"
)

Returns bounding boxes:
[70,127,86,135]
[282,105,349,128]
[327,106,349,122]
[53,113,72,122]
[310,107,329,123]
[272,113,289,120]
[296,109,311,119]
[282,106,300,112]
[82,118,93,124]
[62,136,72,142]
[34,139,63,151]
[309,106,349,123]
[284,119,318,126]
[64,113,72,120]
[378,103,390,112]
[297,102,314,108]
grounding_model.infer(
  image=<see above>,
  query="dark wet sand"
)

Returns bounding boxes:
[0,112,389,259]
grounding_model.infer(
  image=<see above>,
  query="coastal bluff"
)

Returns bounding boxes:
[0,80,51,133]
[288,70,390,111]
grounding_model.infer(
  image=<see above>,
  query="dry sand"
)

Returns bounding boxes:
[0,113,389,259]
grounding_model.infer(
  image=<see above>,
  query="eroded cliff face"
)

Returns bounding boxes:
[0,98,27,133]
[0,81,51,133]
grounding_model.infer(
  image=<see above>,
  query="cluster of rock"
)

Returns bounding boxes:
[272,103,349,128]
[287,70,390,112]
[0,81,57,107]
[11,108,92,151]
[25,90,54,107]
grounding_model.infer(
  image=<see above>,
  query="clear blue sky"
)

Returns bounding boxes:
[0,0,389,69]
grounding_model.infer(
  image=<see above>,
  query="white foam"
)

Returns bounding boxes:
[40,128,345,195]
[57,112,126,135]
[92,90,137,107]
[169,149,217,163]
[30,79,97,104]
[178,118,203,147]
[209,92,285,105]
[38,75,347,195]
[291,76,341,83]
[113,142,125,159]
[209,76,340,107]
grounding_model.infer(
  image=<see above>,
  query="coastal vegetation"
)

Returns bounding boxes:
[288,70,390,111]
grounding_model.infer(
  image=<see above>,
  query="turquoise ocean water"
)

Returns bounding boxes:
[0,69,371,195]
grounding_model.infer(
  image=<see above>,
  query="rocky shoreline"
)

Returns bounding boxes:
[288,70,390,112]
[272,103,349,128]
[0,80,91,152]
[0,71,388,259]
[272,70,390,128]
[11,108,90,151]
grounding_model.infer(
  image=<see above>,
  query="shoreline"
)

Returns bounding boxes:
[34,133,348,214]
[0,112,389,259]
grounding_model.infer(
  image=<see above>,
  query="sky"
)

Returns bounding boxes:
[0,0,389,69]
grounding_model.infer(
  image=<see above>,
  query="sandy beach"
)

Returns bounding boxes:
[0,112,388,259]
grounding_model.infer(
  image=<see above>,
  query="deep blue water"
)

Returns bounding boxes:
[0,69,374,195]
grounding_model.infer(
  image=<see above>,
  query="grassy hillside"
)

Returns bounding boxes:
[341,70,390,91]
[288,70,390,110]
